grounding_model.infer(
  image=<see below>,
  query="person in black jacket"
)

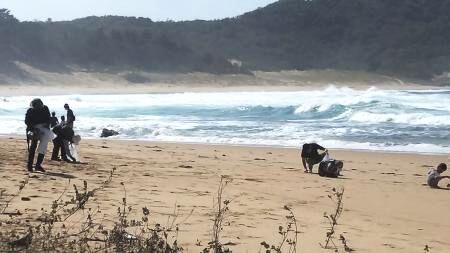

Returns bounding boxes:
[25,99,54,172]
[51,123,76,162]
[50,111,59,128]
[301,143,327,173]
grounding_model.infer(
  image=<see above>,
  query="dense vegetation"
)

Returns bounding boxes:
[1,0,450,80]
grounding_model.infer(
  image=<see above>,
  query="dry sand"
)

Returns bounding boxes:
[1,137,449,252]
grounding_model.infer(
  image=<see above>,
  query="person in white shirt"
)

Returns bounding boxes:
[427,163,449,188]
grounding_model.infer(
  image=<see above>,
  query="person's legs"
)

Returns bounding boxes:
[27,140,38,172]
[428,177,442,188]
[307,153,327,173]
[306,158,314,173]
[63,140,76,162]
[51,138,62,160]
[35,127,52,172]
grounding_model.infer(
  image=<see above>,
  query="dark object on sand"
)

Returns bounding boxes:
[318,160,343,178]
[101,128,119,138]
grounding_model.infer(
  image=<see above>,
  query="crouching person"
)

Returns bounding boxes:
[52,123,76,162]
[427,163,449,188]
[25,99,53,172]
[301,143,327,173]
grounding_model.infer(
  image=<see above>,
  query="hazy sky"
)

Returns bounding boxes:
[2,0,278,22]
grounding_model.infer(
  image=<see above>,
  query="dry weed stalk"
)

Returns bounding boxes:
[260,205,299,253]
[203,175,232,253]
[320,187,353,252]
[0,167,181,252]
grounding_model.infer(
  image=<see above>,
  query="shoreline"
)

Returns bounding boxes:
[2,134,449,156]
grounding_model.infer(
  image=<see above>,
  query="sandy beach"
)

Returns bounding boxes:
[0,68,443,96]
[1,136,449,252]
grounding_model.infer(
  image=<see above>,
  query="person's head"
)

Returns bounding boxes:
[437,163,447,173]
[61,115,65,121]
[64,103,70,110]
[30,98,43,109]
[51,111,56,116]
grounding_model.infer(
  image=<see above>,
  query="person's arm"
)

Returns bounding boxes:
[43,106,51,128]
[25,109,32,130]
[302,157,308,171]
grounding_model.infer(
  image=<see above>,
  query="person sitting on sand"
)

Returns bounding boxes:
[50,111,59,128]
[301,143,327,173]
[427,163,450,188]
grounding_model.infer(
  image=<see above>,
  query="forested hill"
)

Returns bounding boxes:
[1,0,450,80]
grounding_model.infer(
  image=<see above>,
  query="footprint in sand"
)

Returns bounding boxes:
[244,178,263,183]
[382,243,396,249]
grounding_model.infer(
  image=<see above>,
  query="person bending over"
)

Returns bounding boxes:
[427,163,449,188]
[301,143,327,173]
[25,98,53,172]
[51,123,76,162]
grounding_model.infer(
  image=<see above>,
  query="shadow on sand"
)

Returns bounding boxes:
[44,171,77,179]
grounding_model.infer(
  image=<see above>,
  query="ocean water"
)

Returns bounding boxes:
[1,86,449,153]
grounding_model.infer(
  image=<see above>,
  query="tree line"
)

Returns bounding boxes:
[1,0,450,80]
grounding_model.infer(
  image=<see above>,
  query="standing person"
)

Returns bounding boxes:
[50,111,59,128]
[64,103,75,128]
[301,143,327,173]
[25,98,53,172]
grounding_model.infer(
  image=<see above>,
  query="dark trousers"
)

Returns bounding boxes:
[27,139,38,169]
[52,136,67,160]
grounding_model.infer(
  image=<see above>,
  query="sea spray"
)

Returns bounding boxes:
[1,86,449,153]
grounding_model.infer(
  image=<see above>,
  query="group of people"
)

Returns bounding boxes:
[301,142,449,188]
[25,99,78,172]
[23,98,449,189]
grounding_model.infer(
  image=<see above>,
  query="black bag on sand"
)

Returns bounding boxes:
[318,160,344,178]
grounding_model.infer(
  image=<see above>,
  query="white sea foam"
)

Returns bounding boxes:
[1,86,449,153]
[350,112,450,126]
